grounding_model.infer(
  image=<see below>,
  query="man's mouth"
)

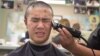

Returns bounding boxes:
[35,32,45,37]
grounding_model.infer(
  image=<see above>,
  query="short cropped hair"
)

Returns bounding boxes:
[24,1,54,20]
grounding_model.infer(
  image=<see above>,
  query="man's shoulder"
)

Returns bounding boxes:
[51,44,71,56]
[7,43,27,56]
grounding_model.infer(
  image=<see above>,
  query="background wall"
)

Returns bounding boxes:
[0,3,91,41]
[0,4,74,38]
[51,4,74,16]
[0,8,10,40]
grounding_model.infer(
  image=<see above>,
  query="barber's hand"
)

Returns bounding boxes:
[58,27,76,49]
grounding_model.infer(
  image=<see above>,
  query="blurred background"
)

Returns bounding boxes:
[0,0,100,56]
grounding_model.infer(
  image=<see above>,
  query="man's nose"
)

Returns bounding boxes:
[37,21,44,28]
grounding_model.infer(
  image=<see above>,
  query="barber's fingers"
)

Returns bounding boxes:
[58,27,73,39]
[58,27,75,42]
[62,27,73,39]
[58,27,75,48]
[58,28,66,40]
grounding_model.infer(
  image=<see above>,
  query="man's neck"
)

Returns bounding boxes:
[29,42,51,52]
[29,38,51,46]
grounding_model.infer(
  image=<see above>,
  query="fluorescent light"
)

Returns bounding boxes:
[37,0,65,4]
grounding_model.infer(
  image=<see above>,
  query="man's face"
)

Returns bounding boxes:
[25,7,53,44]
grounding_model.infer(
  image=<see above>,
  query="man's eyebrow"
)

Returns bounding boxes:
[43,18,50,19]
[31,17,51,19]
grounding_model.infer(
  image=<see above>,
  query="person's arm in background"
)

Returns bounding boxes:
[58,27,100,56]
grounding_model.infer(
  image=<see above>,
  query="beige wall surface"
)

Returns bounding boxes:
[0,4,75,39]
[51,4,74,16]
[0,9,9,39]
[0,3,90,41]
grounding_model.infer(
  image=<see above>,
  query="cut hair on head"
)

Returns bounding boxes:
[24,1,53,20]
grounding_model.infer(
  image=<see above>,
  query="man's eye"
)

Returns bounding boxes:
[31,18,39,22]
[42,19,51,22]
[30,18,51,23]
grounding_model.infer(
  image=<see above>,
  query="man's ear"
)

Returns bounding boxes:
[24,19,27,25]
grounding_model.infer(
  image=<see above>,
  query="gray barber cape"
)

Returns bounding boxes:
[8,42,68,56]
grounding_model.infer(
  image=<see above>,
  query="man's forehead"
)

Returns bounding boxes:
[28,6,52,13]
[27,7,53,17]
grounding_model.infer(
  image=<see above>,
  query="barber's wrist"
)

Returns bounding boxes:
[66,43,79,51]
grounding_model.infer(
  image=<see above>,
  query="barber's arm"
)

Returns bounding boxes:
[58,28,100,56]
